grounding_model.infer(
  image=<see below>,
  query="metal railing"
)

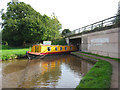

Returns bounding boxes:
[66,15,120,36]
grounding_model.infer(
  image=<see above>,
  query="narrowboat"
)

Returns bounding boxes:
[26,44,77,58]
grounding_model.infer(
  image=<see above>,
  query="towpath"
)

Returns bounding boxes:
[72,51,119,88]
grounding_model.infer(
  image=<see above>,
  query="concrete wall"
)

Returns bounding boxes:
[67,27,120,58]
[81,37,88,51]
[86,28,119,58]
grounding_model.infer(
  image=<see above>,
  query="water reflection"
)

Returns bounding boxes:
[2,54,94,88]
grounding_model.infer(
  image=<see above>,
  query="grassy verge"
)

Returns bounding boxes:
[2,45,29,60]
[71,52,112,88]
[82,51,120,61]
[76,60,112,88]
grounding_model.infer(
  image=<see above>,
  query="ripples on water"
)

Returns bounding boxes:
[2,54,94,88]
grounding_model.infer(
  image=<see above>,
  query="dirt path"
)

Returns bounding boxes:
[73,52,119,88]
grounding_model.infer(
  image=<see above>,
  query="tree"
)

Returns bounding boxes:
[1,2,44,46]
[42,13,62,42]
[1,2,62,46]
[50,13,61,40]
[117,10,120,27]
[112,8,120,27]
[62,29,71,36]
[0,31,1,44]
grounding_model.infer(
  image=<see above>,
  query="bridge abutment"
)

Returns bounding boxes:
[66,27,120,58]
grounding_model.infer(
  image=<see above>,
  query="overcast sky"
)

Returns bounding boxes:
[0,0,120,31]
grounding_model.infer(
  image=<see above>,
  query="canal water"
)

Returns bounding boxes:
[2,54,94,88]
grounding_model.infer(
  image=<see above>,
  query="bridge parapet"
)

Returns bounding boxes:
[66,15,120,37]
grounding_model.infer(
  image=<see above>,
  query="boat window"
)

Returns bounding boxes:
[47,47,51,51]
[34,46,36,52]
[35,46,38,52]
[65,47,67,50]
[37,46,39,52]
[60,47,62,50]
[55,47,57,51]
[70,47,72,50]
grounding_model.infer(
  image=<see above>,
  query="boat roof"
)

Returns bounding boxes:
[33,44,74,46]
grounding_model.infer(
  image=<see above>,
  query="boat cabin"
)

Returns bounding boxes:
[29,44,77,55]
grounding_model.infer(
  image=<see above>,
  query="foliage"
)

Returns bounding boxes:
[0,31,1,44]
[115,15,120,27]
[1,2,61,46]
[2,47,29,60]
[76,60,112,88]
[112,14,120,27]
[1,45,12,49]
[52,37,67,45]
[61,29,71,36]
[71,52,112,88]
[42,13,61,41]
[1,45,28,50]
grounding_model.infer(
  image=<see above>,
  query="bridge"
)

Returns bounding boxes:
[65,15,120,58]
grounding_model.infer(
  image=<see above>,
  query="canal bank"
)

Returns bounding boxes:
[1,48,29,60]
[71,51,118,88]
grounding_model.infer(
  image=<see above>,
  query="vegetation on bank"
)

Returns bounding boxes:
[1,45,29,60]
[76,60,112,88]
[2,37,67,61]
[72,52,112,88]
[82,52,120,61]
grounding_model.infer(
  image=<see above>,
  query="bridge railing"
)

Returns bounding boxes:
[66,15,120,36]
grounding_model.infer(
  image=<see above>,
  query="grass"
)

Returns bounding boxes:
[76,60,112,88]
[71,52,112,88]
[1,45,12,49]
[1,45,29,60]
[82,51,120,61]
[1,45,29,50]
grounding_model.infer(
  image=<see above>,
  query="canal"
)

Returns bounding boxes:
[2,54,94,88]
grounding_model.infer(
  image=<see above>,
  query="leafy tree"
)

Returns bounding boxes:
[62,29,71,36]
[2,2,45,46]
[112,10,120,27]
[42,13,62,42]
[50,13,61,40]
[117,11,120,27]
[1,2,62,46]
[52,37,67,45]
[0,31,1,44]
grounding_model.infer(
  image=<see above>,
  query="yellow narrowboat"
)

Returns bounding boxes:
[26,44,77,57]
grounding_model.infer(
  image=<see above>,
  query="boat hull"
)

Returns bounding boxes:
[26,51,71,56]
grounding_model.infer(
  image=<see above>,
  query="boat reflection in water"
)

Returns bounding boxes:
[2,54,94,88]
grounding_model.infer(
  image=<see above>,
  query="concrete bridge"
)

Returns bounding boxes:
[65,15,120,58]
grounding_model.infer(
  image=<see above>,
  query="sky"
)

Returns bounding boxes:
[0,0,120,31]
